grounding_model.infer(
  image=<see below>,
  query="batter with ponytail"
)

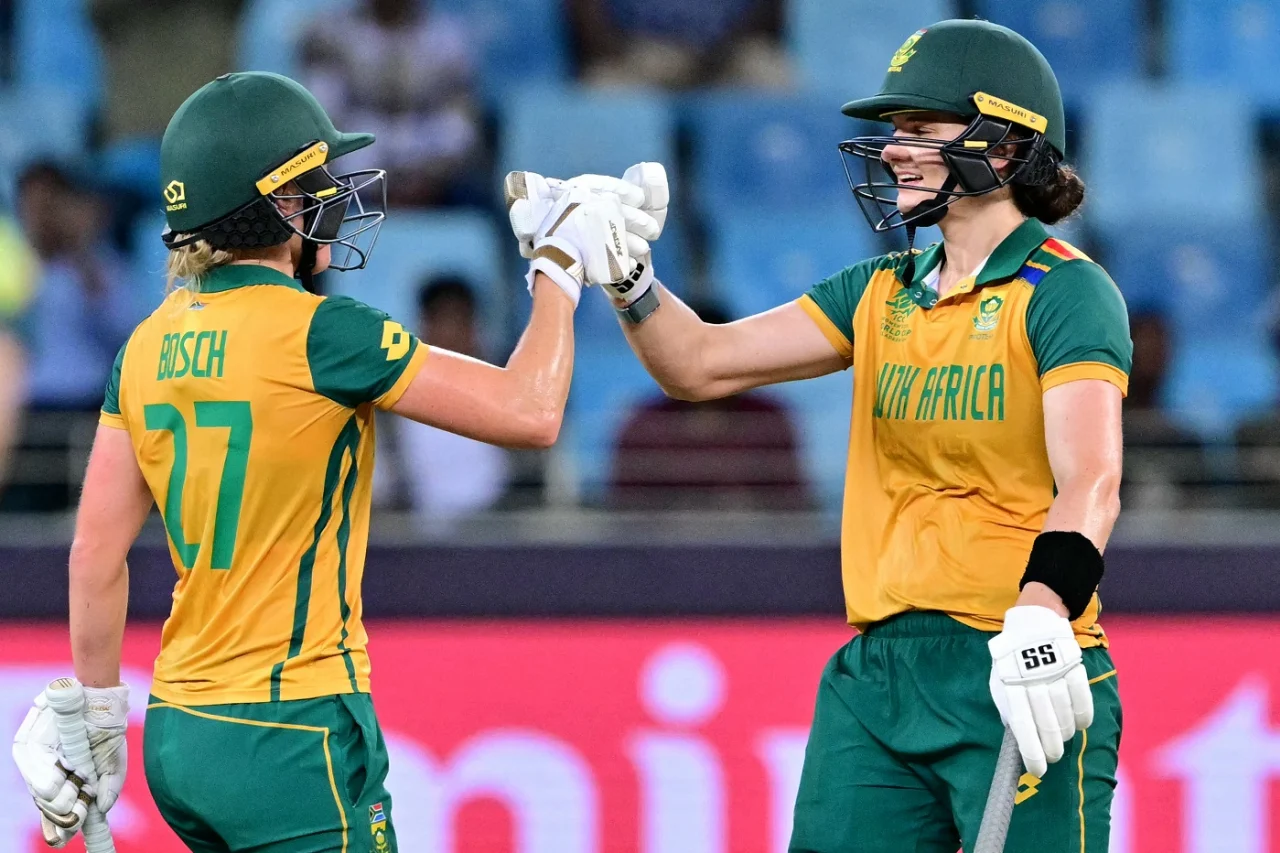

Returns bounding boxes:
[598,18,1132,853]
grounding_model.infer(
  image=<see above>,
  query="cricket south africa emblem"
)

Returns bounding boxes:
[888,30,926,72]
[369,802,391,852]
[973,294,1004,332]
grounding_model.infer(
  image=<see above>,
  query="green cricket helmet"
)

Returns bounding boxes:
[838,19,1066,233]
[160,72,385,274]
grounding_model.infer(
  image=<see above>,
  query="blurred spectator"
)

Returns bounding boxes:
[0,216,37,498]
[570,0,790,90]
[91,0,244,143]
[609,300,807,511]
[16,162,138,411]
[1122,312,1214,509]
[375,276,509,528]
[301,0,484,207]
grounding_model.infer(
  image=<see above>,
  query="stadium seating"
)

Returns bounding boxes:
[1082,82,1262,226]
[787,0,954,97]
[971,0,1142,105]
[706,204,880,320]
[0,85,95,206]
[12,0,103,109]
[562,336,666,503]
[99,137,163,200]
[328,210,506,353]
[1165,338,1279,438]
[1168,0,1280,111]
[685,92,862,215]
[237,0,354,78]
[500,86,677,183]
[432,0,569,102]
[1100,219,1271,332]
[131,210,172,314]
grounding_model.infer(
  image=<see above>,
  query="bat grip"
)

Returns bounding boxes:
[44,678,117,853]
[973,726,1022,853]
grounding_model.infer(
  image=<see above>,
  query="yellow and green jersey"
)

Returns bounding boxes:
[798,219,1131,647]
[101,264,427,705]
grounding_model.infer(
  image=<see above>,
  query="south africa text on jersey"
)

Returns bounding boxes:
[874,361,1006,422]
[157,330,229,381]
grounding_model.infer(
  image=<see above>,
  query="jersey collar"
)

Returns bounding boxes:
[902,218,1049,308]
[975,218,1049,286]
[199,263,305,294]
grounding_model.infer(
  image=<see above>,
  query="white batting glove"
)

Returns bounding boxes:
[12,683,129,848]
[598,162,668,310]
[988,607,1093,778]
[504,170,566,260]
[527,188,635,304]
[82,684,129,814]
[14,695,94,847]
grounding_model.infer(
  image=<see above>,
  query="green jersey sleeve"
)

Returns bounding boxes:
[102,340,128,416]
[1025,260,1133,380]
[306,296,424,409]
[802,258,880,347]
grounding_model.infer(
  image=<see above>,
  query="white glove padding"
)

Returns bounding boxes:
[82,684,129,814]
[505,167,667,267]
[599,162,669,309]
[14,694,94,844]
[504,170,565,260]
[527,188,636,304]
[988,607,1093,778]
[12,683,130,847]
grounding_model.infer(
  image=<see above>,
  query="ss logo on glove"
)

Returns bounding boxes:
[1018,643,1058,671]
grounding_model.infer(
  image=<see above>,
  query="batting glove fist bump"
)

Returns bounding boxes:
[504,163,670,308]
[988,606,1092,778]
[525,187,635,305]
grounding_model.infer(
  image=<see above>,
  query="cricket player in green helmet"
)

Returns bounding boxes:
[11,71,642,851]
[516,17,1131,852]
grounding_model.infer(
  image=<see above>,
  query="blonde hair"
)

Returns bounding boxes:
[165,237,236,294]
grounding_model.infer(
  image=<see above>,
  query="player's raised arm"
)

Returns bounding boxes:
[391,188,635,447]
[611,286,850,402]
[505,163,849,401]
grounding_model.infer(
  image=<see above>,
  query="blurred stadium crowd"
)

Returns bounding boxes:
[2,0,1280,530]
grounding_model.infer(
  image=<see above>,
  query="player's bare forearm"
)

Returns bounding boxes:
[502,274,577,444]
[392,273,575,448]
[70,425,153,688]
[70,554,129,688]
[618,286,847,401]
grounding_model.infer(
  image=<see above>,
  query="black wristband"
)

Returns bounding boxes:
[1019,531,1105,621]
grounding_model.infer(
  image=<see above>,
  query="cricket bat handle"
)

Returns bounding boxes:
[44,678,116,853]
[973,726,1021,853]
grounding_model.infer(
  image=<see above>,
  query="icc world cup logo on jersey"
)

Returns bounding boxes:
[973,295,1004,332]
[881,288,917,342]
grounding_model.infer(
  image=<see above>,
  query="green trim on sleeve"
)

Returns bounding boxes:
[1025,261,1133,378]
[306,296,422,408]
[803,258,883,345]
[102,340,129,416]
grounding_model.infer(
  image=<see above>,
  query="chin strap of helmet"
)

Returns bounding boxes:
[296,239,319,293]
[901,175,958,286]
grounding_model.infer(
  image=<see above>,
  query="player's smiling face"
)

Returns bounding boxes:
[882,112,970,214]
